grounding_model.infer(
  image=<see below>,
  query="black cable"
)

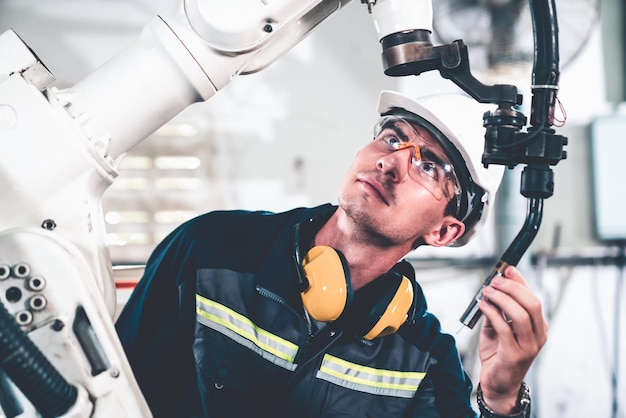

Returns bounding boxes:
[0,301,77,417]
[0,369,23,418]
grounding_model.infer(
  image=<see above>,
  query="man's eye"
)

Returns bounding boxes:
[417,161,440,180]
[383,133,402,148]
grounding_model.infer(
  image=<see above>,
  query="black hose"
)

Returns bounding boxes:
[460,198,544,328]
[0,368,23,418]
[529,0,561,129]
[501,198,544,265]
[0,301,77,417]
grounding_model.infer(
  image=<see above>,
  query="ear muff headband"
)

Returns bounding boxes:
[300,245,352,322]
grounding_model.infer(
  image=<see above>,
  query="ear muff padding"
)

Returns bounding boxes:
[350,271,415,340]
[300,245,353,322]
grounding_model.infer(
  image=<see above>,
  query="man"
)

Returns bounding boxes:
[115,90,547,417]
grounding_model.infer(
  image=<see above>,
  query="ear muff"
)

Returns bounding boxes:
[293,221,417,339]
[299,245,353,322]
[349,270,416,340]
[364,275,414,340]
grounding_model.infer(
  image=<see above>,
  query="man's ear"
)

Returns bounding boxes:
[422,217,465,247]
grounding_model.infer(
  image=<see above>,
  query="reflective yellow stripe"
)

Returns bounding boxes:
[196,294,298,370]
[316,353,424,398]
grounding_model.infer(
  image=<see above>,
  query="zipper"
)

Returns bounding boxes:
[256,285,312,335]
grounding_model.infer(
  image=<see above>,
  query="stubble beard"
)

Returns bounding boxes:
[337,192,405,248]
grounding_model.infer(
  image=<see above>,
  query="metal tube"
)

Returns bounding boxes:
[460,198,543,328]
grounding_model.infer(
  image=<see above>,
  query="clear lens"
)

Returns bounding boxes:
[373,116,462,202]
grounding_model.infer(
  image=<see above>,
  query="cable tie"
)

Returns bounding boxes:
[531,84,559,90]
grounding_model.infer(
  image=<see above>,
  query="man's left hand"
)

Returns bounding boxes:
[477,265,547,414]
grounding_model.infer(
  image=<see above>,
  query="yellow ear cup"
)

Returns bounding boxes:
[300,245,350,322]
[363,275,414,340]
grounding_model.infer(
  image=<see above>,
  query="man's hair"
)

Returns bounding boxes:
[444,197,460,219]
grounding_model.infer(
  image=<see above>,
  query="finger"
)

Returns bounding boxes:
[501,265,529,288]
[481,284,546,351]
[490,275,547,340]
[478,296,518,348]
[481,285,529,332]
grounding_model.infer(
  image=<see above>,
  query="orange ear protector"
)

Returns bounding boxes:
[293,222,417,340]
[348,270,415,340]
[298,244,353,322]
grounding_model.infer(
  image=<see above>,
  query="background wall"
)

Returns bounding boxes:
[1,0,624,417]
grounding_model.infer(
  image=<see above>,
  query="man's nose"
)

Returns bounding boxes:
[376,148,413,181]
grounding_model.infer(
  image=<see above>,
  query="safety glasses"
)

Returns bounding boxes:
[372,116,462,202]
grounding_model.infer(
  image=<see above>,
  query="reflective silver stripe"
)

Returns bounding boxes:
[316,353,424,398]
[196,294,298,371]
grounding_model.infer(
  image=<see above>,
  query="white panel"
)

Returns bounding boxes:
[590,116,626,241]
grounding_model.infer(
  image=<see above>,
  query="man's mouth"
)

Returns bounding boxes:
[359,176,390,205]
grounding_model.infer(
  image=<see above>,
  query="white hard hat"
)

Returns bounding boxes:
[377,90,505,246]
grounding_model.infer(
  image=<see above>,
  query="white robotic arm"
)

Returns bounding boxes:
[0,0,434,416]
[63,0,433,161]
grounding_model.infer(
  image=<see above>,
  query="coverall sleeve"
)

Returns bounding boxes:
[115,209,294,417]
[401,313,478,418]
[115,222,203,417]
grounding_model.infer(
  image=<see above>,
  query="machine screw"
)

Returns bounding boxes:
[51,319,65,331]
[41,219,57,230]
[27,275,46,291]
[0,264,10,280]
[15,310,33,326]
[13,262,31,278]
[28,294,47,311]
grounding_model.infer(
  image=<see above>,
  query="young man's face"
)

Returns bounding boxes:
[337,117,462,247]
